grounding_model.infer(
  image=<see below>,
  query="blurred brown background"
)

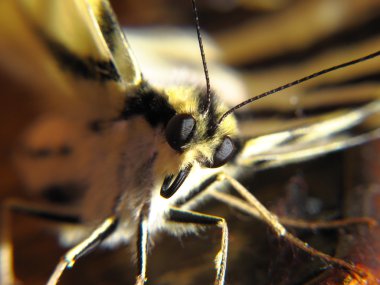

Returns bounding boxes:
[1,0,380,284]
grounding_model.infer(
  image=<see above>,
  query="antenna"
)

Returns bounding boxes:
[191,0,212,114]
[218,50,380,124]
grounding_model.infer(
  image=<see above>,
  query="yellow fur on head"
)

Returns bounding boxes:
[163,85,239,168]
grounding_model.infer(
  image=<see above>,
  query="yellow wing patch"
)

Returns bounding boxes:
[0,0,141,91]
[0,0,144,121]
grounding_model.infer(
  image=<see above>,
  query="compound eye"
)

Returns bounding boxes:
[205,136,236,168]
[165,114,196,151]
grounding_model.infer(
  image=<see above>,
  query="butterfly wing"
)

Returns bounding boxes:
[0,0,144,222]
[0,0,142,118]
[237,101,380,170]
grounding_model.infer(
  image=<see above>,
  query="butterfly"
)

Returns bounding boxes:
[0,0,379,284]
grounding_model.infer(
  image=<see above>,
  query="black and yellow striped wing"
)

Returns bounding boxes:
[0,0,141,119]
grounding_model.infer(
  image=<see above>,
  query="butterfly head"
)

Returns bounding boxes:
[159,86,239,199]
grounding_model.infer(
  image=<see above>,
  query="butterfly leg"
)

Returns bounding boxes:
[135,215,149,285]
[176,173,374,229]
[209,190,376,229]
[0,198,82,285]
[167,207,228,285]
[47,216,118,285]
[216,173,365,277]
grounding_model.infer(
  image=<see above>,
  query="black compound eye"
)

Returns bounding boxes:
[206,136,236,168]
[165,114,196,151]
